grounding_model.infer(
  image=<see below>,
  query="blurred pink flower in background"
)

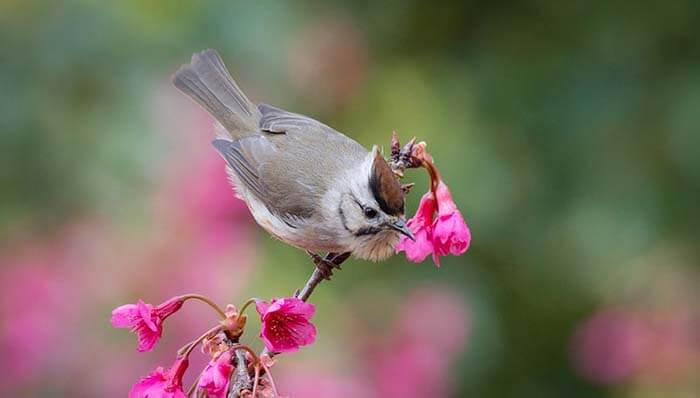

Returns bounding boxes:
[371,286,470,398]
[641,309,698,382]
[393,286,471,355]
[571,309,651,384]
[277,367,374,398]
[571,302,699,387]
[150,82,256,303]
[0,248,80,385]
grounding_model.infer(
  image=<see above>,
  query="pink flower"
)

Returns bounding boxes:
[395,191,436,263]
[111,297,184,352]
[431,181,471,264]
[129,357,189,398]
[256,298,316,353]
[396,181,470,266]
[198,351,234,398]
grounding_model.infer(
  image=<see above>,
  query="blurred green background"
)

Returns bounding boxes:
[1,1,698,397]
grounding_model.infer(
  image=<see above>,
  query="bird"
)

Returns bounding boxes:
[172,49,414,274]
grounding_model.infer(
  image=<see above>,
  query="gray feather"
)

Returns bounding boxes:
[172,49,260,137]
[213,138,266,200]
[212,105,369,223]
[174,51,370,222]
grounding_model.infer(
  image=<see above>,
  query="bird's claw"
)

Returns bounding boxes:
[307,251,338,280]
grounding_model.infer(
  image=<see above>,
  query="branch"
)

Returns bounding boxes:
[295,252,351,301]
[228,349,252,398]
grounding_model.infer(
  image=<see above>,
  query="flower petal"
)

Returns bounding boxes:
[111,304,139,328]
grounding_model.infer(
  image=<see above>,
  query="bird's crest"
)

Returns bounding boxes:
[369,150,405,216]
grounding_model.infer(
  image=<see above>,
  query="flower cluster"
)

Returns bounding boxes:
[393,138,471,266]
[112,295,316,397]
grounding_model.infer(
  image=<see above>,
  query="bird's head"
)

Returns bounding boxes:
[337,149,414,261]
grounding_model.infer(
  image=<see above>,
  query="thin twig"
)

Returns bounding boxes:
[295,252,349,301]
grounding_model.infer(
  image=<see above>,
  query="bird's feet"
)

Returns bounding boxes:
[306,251,350,281]
[307,251,339,280]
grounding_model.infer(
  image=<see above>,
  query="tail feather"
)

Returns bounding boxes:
[172,49,260,137]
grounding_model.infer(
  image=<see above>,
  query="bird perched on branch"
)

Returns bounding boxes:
[172,49,414,276]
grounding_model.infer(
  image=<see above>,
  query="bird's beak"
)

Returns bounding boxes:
[390,219,415,241]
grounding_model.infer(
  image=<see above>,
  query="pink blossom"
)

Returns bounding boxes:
[111,297,184,352]
[395,191,437,263]
[431,181,471,264]
[129,357,189,398]
[396,181,470,266]
[198,351,233,398]
[256,298,316,353]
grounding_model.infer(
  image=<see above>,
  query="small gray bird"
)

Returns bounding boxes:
[172,49,414,270]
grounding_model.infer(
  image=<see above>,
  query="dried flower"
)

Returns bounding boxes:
[256,298,316,353]
[111,297,184,352]
[198,351,233,398]
[129,357,189,398]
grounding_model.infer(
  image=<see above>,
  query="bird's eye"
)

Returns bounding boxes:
[363,207,378,219]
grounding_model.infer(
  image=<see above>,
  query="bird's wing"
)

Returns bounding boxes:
[258,103,366,150]
[213,104,368,223]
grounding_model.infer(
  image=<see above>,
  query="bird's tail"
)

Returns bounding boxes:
[172,49,261,138]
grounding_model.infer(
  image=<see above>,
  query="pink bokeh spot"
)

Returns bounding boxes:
[198,351,234,398]
[372,285,471,398]
[571,309,651,385]
[256,298,317,353]
[129,357,189,398]
[111,297,184,352]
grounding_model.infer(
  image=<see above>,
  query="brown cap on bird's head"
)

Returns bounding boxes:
[369,151,405,216]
